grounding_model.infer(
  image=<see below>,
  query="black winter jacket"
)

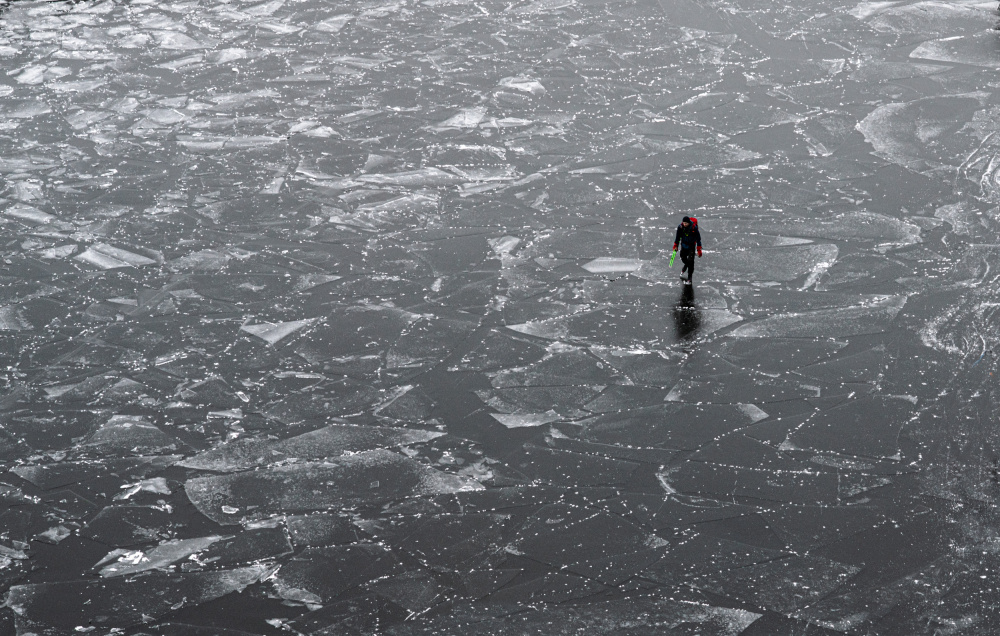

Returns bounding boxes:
[674,223,702,250]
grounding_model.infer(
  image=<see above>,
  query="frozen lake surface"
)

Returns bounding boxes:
[0,0,999,632]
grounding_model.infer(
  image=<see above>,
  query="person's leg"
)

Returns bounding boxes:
[681,249,695,282]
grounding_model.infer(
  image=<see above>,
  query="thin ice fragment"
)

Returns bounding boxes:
[581,257,642,274]
[489,411,561,428]
[75,243,157,269]
[240,318,319,345]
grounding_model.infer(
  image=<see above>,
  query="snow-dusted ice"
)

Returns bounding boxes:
[0,0,998,632]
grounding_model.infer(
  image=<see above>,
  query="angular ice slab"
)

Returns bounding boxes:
[185,449,483,524]
[178,423,444,472]
[97,536,224,577]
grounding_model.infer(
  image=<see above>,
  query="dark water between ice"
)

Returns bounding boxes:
[0,0,999,633]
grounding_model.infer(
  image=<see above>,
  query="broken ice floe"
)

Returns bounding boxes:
[185,449,483,524]
[581,257,642,274]
[7,566,269,629]
[730,295,906,338]
[178,424,444,472]
[703,244,838,283]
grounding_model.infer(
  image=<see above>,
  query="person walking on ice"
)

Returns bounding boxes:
[673,216,702,285]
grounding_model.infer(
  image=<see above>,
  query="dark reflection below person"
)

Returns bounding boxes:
[673,284,701,342]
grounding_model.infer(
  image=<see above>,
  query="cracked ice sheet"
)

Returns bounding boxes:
[691,555,860,614]
[856,96,985,171]
[364,512,513,569]
[0,0,995,626]
[781,395,915,459]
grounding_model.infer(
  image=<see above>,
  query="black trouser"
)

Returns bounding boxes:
[680,247,696,281]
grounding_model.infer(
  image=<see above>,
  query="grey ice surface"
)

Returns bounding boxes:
[0,0,998,633]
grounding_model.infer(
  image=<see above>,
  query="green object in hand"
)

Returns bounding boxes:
[669,250,676,267]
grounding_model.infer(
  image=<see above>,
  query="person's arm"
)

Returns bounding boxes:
[672,225,680,251]
[695,227,702,256]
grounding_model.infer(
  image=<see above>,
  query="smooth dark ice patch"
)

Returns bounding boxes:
[287,513,359,548]
[782,395,914,459]
[691,554,859,613]
[272,544,403,604]
[642,533,789,584]
[511,503,668,584]
[730,296,906,339]
[581,404,767,450]
[795,345,888,384]
[82,505,173,547]
[506,443,641,487]
[394,513,511,569]
[487,572,607,605]
[702,244,838,283]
